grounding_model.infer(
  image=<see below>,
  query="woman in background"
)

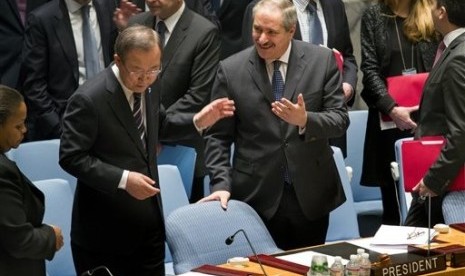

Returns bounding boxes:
[360,0,439,225]
[0,85,63,276]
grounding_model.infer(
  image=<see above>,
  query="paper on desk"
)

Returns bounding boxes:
[371,225,436,246]
[277,250,349,267]
[348,237,408,255]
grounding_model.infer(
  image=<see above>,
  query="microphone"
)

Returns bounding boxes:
[225,229,269,276]
[81,265,114,276]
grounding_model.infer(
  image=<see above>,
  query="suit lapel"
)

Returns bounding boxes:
[105,69,148,159]
[54,0,79,83]
[283,41,304,101]
[93,0,113,65]
[320,0,334,46]
[162,8,191,71]
[248,49,274,104]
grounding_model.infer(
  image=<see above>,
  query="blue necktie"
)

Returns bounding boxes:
[81,4,100,80]
[133,93,146,148]
[156,20,167,47]
[271,61,291,184]
[307,1,323,45]
[272,61,284,101]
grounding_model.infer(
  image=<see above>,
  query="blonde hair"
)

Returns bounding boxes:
[382,0,436,42]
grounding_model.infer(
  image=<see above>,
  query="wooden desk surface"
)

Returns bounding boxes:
[215,228,465,276]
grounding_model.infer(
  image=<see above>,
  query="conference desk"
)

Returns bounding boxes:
[182,228,465,276]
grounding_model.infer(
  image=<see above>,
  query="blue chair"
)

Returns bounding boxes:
[326,147,361,242]
[8,139,77,193]
[392,137,414,224]
[158,165,190,274]
[157,144,196,198]
[165,200,282,274]
[33,179,75,276]
[346,110,383,217]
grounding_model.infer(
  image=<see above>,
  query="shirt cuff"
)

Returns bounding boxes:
[118,170,129,190]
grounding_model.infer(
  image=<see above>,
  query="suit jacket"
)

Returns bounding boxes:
[59,67,196,254]
[204,40,348,220]
[21,0,118,141]
[0,154,55,276]
[215,0,251,59]
[129,7,219,176]
[416,32,465,195]
[0,0,49,88]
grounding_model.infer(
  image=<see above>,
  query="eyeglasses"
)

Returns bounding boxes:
[121,62,162,80]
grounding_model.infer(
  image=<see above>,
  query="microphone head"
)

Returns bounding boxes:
[225,235,234,245]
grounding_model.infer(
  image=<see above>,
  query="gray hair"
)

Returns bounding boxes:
[114,25,162,62]
[252,0,297,31]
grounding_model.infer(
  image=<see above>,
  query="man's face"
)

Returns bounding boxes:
[115,46,162,93]
[431,0,444,35]
[146,0,182,20]
[252,6,295,60]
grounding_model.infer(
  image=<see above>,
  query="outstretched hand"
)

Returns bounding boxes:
[271,93,307,128]
[389,105,418,131]
[113,0,141,30]
[194,98,235,130]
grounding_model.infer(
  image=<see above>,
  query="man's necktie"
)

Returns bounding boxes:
[433,40,446,67]
[156,20,167,47]
[81,4,100,80]
[133,93,146,148]
[271,60,291,184]
[307,0,323,45]
[272,61,284,101]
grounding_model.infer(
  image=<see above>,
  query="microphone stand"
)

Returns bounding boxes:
[226,229,269,276]
[427,195,431,257]
[81,265,114,276]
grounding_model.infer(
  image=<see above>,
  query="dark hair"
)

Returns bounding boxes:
[438,0,465,27]
[114,25,161,62]
[0,85,24,126]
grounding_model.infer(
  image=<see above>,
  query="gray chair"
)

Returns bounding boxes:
[8,139,77,193]
[33,179,75,276]
[326,147,361,242]
[165,200,282,274]
[158,164,190,274]
[346,110,383,217]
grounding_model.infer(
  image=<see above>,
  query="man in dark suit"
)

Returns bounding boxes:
[21,0,118,141]
[199,0,348,250]
[243,0,357,157]
[212,0,251,59]
[122,0,220,201]
[0,0,49,89]
[404,0,465,227]
[59,25,233,275]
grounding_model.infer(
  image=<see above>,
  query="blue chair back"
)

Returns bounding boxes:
[326,147,360,242]
[346,110,383,216]
[165,200,282,274]
[33,179,75,276]
[394,137,414,224]
[157,145,196,198]
[158,165,190,270]
[8,139,77,193]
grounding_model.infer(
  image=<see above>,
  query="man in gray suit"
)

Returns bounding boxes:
[404,0,465,227]
[116,0,220,201]
[199,0,348,250]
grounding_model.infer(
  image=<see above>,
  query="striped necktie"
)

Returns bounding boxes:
[133,93,145,148]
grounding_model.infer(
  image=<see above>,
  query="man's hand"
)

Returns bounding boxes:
[412,179,438,198]
[126,171,160,200]
[51,225,64,251]
[389,106,418,131]
[193,98,235,130]
[342,82,354,103]
[197,190,231,210]
[271,93,307,128]
[113,0,141,30]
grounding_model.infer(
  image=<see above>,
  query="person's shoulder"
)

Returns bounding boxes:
[29,0,60,18]
[183,7,217,32]
[221,46,254,65]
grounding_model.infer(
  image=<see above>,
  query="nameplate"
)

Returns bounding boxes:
[371,254,446,276]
